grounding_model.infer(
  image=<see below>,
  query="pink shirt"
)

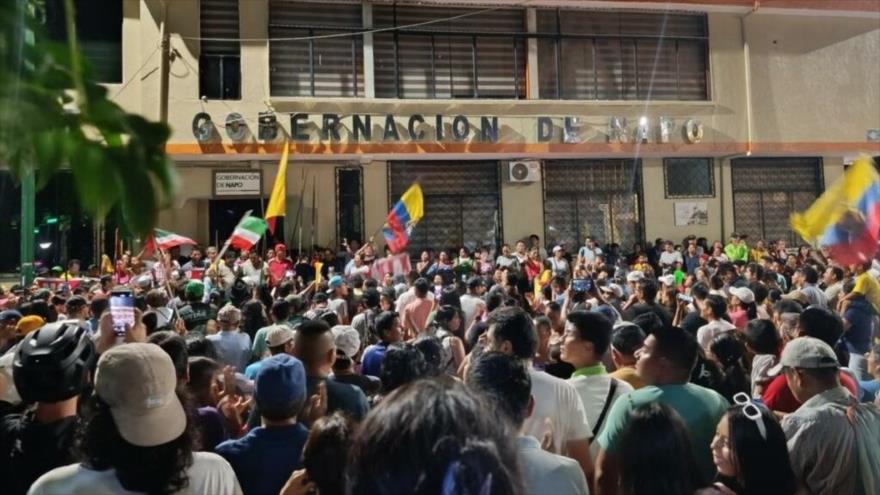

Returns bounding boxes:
[728,308,749,329]
[403,298,434,333]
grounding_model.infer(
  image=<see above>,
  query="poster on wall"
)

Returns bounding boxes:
[674,202,709,226]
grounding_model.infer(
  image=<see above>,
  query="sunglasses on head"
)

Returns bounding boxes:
[733,392,767,440]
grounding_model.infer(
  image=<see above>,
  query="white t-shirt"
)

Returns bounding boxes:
[578,246,602,264]
[696,319,737,352]
[328,297,349,322]
[460,293,486,329]
[522,368,592,454]
[568,373,634,457]
[28,452,242,495]
[659,250,683,267]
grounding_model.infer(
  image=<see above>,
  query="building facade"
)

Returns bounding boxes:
[3,0,880,268]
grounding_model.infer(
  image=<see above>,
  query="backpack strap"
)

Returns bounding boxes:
[592,378,620,437]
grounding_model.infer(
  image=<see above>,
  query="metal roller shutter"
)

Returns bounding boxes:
[374,5,526,99]
[269,1,363,97]
[543,160,643,249]
[388,162,501,255]
[732,158,824,246]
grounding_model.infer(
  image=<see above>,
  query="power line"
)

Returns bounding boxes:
[181,2,533,43]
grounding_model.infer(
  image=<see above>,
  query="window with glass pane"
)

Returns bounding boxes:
[269,1,363,97]
[200,0,241,99]
[45,0,123,83]
[374,5,526,99]
[537,10,708,101]
[664,158,714,198]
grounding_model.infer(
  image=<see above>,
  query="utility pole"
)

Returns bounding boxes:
[20,170,35,286]
[158,0,170,123]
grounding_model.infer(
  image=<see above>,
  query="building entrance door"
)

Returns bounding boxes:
[208,198,272,251]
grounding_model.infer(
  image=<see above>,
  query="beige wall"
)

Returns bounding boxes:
[107,2,879,249]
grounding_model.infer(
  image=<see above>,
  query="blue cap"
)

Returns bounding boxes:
[0,310,22,322]
[254,354,306,411]
[591,305,618,324]
[326,275,344,292]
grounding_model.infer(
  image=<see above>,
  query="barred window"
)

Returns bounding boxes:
[537,10,708,101]
[374,5,527,99]
[269,1,363,97]
[200,0,241,99]
[664,158,714,198]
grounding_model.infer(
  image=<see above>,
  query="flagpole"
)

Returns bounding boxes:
[290,170,308,256]
[310,177,317,254]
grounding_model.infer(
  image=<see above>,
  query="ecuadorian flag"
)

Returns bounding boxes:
[791,155,880,265]
[383,183,424,254]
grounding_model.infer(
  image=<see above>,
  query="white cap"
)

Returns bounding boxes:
[332,325,361,359]
[600,283,624,298]
[626,271,645,283]
[552,245,563,253]
[729,286,755,304]
[659,275,675,287]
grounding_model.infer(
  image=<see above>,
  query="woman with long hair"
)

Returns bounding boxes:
[618,402,706,495]
[29,344,240,494]
[727,287,757,329]
[239,299,267,340]
[708,399,798,495]
[281,412,355,495]
[428,305,467,375]
[348,377,522,495]
[709,333,751,403]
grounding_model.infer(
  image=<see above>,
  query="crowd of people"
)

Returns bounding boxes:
[0,231,879,495]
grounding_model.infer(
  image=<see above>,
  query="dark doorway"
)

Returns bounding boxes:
[336,167,364,245]
[209,198,275,252]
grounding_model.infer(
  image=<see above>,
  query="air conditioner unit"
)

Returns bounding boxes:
[508,160,541,183]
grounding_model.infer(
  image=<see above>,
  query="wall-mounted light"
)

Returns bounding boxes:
[636,116,650,143]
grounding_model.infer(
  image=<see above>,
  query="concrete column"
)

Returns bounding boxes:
[526,8,539,100]
[362,1,375,98]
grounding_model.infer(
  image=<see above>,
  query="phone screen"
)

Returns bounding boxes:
[109,294,135,336]
[572,278,593,293]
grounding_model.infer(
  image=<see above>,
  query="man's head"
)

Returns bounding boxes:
[205,246,218,262]
[147,331,189,383]
[561,311,612,368]
[255,354,307,422]
[271,299,292,322]
[484,307,538,360]
[635,326,699,385]
[327,275,348,298]
[217,304,241,330]
[823,266,844,286]
[190,248,203,264]
[375,311,402,344]
[744,263,764,283]
[610,323,646,368]
[701,294,728,322]
[267,326,296,356]
[795,307,843,348]
[466,352,532,428]
[800,265,819,285]
[64,295,89,319]
[770,337,840,403]
[413,278,430,298]
[184,281,205,303]
[636,278,658,303]
[293,319,336,373]
[466,276,484,295]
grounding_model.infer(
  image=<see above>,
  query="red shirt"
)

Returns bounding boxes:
[763,371,858,413]
[267,257,293,286]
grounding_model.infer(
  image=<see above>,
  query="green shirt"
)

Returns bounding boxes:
[724,243,749,262]
[571,363,606,378]
[595,383,729,481]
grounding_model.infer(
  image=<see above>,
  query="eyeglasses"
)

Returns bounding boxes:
[733,392,767,440]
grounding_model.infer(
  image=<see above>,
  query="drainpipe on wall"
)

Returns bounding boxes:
[721,1,760,239]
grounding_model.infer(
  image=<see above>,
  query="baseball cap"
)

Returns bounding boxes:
[659,275,675,286]
[599,283,623,298]
[184,280,205,301]
[768,337,839,376]
[255,354,306,411]
[552,245,563,253]
[326,275,344,293]
[332,325,360,359]
[729,286,755,304]
[0,310,22,323]
[626,271,645,283]
[94,343,186,447]
[16,316,45,337]
[266,325,295,348]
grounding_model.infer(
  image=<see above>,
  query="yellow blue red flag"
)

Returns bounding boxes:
[383,183,424,254]
[791,155,880,265]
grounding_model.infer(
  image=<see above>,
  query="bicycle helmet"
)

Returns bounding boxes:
[13,319,96,403]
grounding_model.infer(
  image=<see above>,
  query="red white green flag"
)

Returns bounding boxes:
[228,216,268,250]
[143,228,197,257]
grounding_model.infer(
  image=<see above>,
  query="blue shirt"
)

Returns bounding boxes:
[244,361,263,381]
[216,423,309,495]
[361,342,388,377]
[859,379,880,403]
[843,297,874,354]
[207,330,252,373]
